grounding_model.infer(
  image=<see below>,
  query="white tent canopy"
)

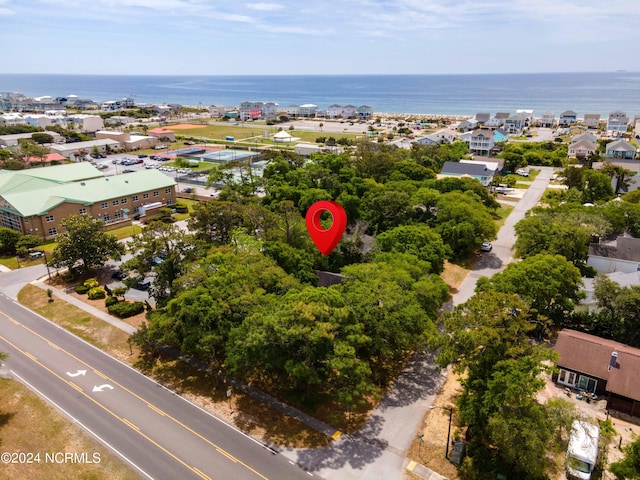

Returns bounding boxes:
[273,130,293,142]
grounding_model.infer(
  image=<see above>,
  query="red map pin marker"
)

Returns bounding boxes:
[305,200,347,255]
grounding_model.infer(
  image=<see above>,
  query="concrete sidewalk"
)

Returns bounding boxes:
[31,280,137,334]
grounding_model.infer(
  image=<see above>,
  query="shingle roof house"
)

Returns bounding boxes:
[440,161,496,187]
[554,329,640,418]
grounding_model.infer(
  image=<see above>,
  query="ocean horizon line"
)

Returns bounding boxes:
[2,72,639,117]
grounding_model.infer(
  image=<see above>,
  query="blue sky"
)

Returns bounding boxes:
[1,0,639,75]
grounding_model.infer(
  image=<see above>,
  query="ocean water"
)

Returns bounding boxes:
[1,72,639,117]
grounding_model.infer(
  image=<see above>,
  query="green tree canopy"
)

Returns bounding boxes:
[610,435,640,480]
[49,215,124,274]
[433,191,498,258]
[124,221,198,307]
[476,253,584,325]
[436,291,560,479]
[374,224,449,274]
[227,286,375,407]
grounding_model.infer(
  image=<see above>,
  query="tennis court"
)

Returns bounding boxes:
[196,149,260,163]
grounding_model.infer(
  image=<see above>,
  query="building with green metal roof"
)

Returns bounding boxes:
[0,163,176,239]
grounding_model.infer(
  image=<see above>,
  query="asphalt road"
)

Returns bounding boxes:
[0,292,315,480]
[452,166,555,306]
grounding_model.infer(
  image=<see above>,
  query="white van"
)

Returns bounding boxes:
[566,420,599,479]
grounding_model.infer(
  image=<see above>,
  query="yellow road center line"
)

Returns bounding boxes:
[0,314,269,480]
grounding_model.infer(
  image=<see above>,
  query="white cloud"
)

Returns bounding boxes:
[246,2,284,11]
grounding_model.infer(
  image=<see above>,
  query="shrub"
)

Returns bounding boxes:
[88,287,106,300]
[107,301,145,318]
[75,284,90,294]
[105,296,118,307]
[84,278,99,289]
[174,203,188,213]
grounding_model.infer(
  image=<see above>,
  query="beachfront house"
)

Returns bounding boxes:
[299,104,318,117]
[468,129,495,156]
[607,111,629,136]
[440,161,496,187]
[239,101,278,121]
[503,113,528,135]
[539,112,555,128]
[583,113,601,129]
[327,104,343,119]
[605,139,637,160]
[357,105,373,119]
[559,110,578,126]
[342,105,357,119]
[553,329,640,419]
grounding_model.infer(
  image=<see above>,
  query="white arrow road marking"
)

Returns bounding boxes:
[92,384,115,393]
[66,370,87,377]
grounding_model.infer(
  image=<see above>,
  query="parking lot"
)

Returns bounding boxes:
[89,153,207,186]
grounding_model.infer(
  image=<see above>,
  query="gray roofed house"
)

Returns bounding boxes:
[503,113,529,134]
[583,113,601,129]
[568,138,597,159]
[459,118,479,132]
[587,235,640,274]
[559,110,578,126]
[495,112,510,119]
[475,113,490,123]
[440,161,497,186]
[416,134,442,146]
[572,132,597,144]
[469,129,495,155]
[605,139,637,160]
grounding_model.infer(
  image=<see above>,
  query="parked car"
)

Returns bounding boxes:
[133,281,151,291]
[181,187,193,193]
[137,154,148,158]
[516,168,530,177]
[111,270,127,280]
[480,242,493,252]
